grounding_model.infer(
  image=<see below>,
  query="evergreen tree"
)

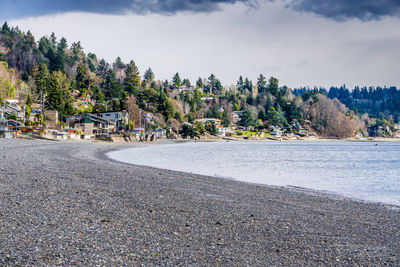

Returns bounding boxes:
[71,41,82,62]
[221,110,231,127]
[97,59,109,78]
[267,77,279,96]
[58,37,68,50]
[46,71,66,113]
[103,69,120,99]
[244,77,252,92]
[157,91,174,121]
[236,75,244,93]
[182,78,191,87]
[265,106,284,126]
[33,63,50,96]
[206,74,223,94]
[193,88,202,111]
[113,56,125,70]
[26,93,33,107]
[76,63,89,92]
[123,60,141,95]
[257,74,267,94]
[172,72,181,88]
[1,22,10,33]
[163,79,169,90]
[238,109,255,128]
[258,109,266,120]
[93,86,107,112]
[49,32,57,48]
[196,77,204,89]
[38,36,51,55]
[143,68,154,84]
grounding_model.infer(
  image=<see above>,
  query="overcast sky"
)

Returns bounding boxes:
[3,0,400,88]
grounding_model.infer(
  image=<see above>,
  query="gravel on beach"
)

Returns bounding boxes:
[0,139,399,266]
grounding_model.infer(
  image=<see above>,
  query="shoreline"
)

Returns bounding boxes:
[0,139,399,265]
[106,139,400,209]
[15,130,400,144]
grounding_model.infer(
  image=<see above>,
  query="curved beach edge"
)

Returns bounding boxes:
[0,138,399,265]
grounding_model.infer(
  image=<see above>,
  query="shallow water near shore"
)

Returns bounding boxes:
[108,141,400,206]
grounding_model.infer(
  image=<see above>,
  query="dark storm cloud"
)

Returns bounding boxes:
[1,0,256,19]
[286,0,400,21]
[2,0,400,21]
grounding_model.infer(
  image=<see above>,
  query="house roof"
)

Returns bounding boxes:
[95,111,127,114]
[4,119,23,127]
[70,114,116,125]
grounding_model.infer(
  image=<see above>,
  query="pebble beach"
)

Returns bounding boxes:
[0,139,399,265]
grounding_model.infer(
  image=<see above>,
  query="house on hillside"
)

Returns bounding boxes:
[196,118,222,128]
[232,111,242,125]
[291,120,308,135]
[2,101,25,121]
[178,86,195,93]
[4,98,19,105]
[67,114,116,136]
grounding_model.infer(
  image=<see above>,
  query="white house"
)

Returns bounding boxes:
[92,111,128,132]
[270,126,282,137]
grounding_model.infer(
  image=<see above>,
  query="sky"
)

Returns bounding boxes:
[2,0,400,88]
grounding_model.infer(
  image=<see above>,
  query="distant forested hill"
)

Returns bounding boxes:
[293,86,400,123]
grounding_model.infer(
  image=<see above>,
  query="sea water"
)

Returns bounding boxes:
[108,141,400,206]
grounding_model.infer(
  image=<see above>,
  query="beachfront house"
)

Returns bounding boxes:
[92,111,128,133]
[270,126,282,137]
[153,127,167,138]
[217,127,234,137]
[67,114,116,137]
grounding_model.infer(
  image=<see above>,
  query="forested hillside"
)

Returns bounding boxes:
[1,22,399,138]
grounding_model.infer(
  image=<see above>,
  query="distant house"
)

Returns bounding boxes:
[270,126,282,137]
[217,127,226,137]
[153,127,166,138]
[3,119,23,128]
[4,98,19,105]
[178,86,195,93]
[3,103,25,121]
[196,118,222,128]
[67,114,116,136]
[232,111,242,125]
[201,97,214,102]
[291,120,308,135]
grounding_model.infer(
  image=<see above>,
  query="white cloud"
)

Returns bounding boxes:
[10,1,400,88]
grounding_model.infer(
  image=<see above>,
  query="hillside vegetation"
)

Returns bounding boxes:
[1,22,399,138]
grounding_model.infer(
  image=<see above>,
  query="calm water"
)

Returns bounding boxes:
[108,141,400,206]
